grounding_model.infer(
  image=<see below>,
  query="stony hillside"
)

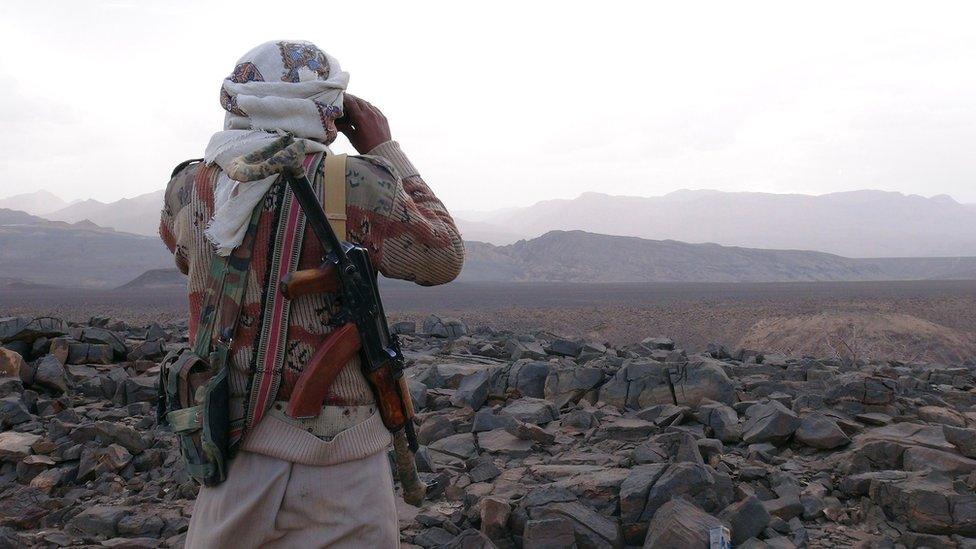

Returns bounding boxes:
[460,231,976,283]
[115,269,185,291]
[737,312,976,364]
[2,314,976,547]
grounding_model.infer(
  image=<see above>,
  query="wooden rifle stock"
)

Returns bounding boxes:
[281,264,339,300]
[364,363,409,432]
[285,323,361,419]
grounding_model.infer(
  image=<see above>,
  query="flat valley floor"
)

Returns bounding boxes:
[2,279,974,362]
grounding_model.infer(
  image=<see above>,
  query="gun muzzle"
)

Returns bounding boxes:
[393,430,426,506]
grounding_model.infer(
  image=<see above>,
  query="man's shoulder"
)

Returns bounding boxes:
[345,154,397,182]
[164,159,213,214]
[167,158,206,197]
[328,154,398,211]
[170,158,205,180]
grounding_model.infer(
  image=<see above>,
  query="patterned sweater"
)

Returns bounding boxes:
[159,141,464,465]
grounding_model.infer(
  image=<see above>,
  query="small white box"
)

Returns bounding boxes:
[709,525,731,549]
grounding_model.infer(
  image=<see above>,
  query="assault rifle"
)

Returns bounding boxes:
[227,135,425,505]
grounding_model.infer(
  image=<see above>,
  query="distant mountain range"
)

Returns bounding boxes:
[0,189,164,236]
[0,209,172,288]
[1,204,973,288]
[42,190,165,236]
[2,186,976,288]
[458,230,976,283]
[456,190,976,258]
[7,188,975,256]
[0,190,78,216]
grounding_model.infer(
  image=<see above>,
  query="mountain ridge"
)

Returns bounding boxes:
[0,190,74,216]
[457,189,976,257]
[16,187,976,253]
[43,190,165,236]
[0,208,172,288]
[459,230,976,283]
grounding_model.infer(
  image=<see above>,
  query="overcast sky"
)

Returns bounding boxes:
[1,1,974,211]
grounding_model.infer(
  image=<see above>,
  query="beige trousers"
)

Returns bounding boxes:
[184,449,399,548]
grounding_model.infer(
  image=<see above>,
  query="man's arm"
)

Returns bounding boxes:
[339,96,465,286]
[368,143,465,285]
[159,161,202,275]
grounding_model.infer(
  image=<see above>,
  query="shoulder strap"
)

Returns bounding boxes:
[192,203,264,357]
[171,158,204,179]
[323,153,348,240]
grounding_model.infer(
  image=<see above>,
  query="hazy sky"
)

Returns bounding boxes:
[1,1,974,210]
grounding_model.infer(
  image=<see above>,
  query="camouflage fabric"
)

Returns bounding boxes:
[226,135,307,183]
[158,201,265,485]
[194,203,266,355]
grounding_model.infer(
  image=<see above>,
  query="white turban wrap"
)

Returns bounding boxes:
[203,40,349,255]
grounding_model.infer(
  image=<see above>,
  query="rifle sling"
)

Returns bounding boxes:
[323,153,348,241]
[193,194,264,357]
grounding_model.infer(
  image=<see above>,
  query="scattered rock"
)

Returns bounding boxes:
[127,339,167,362]
[451,370,490,410]
[508,361,550,399]
[67,343,113,365]
[392,321,417,335]
[742,400,800,445]
[721,496,771,545]
[644,497,724,549]
[423,315,467,338]
[522,517,576,549]
[479,496,510,540]
[869,471,976,536]
[696,400,741,443]
[429,433,478,460]
[0,314,974,547]
[32,355,68,393]
[918,406,968,428]
[641,337,675,351]
[0,396,31,427]
[500,398,559,425]
[0,431,41,462]
[530,501,622,549]
[506,420,555,445]
[544,365,603,408]
[0,347,26,378]
[944,426,976,458]
[794,413,850,449]
[545,339,581,358]
[479,429,534,458]
[600,357,735,409]
[68,505,129,538]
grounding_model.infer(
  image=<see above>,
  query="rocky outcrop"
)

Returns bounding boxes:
[2,314,976,548]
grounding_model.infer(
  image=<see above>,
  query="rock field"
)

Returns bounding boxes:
[1,313,976,548]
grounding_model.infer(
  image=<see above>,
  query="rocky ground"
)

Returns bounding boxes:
[1,314,976,548]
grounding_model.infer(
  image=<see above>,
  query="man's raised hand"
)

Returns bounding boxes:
[337,94,392,153]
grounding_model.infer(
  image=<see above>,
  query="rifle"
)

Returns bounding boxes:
[227,135,426,506]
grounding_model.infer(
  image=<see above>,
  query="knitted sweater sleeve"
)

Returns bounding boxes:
[347,141,465,286]
[159,161,205,275]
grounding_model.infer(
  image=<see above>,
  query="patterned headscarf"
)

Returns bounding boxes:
[219,40,349,139]
[203,40,349,256]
